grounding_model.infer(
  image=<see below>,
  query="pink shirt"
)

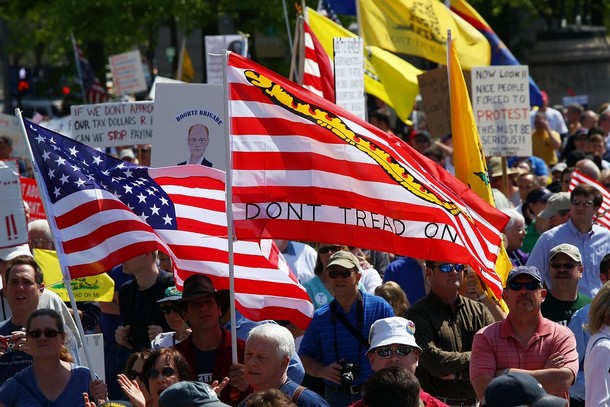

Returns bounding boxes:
[470,314,578,401]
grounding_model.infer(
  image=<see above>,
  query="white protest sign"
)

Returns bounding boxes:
[109,50,148,96]
[77,334,105,381]
[39,117,72,138]
[0,164,27,248]
[148,75,183,100]
[205,35,247,84]
[471,66,531,157]
[0,113,27,159]
[70,102,154,147]
[562,95,589,107]
[334,37,365,120]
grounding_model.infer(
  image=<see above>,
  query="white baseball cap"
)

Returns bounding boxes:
[367,317,421,354]
[0,244,32,261]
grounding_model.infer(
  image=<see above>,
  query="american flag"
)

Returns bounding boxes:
[302,20,335,102]
[228,53,509,299]
[71,37,109,104]
[23,119,313,329]
[569,169,610,230]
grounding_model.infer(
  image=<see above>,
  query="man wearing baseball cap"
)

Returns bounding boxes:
[482,372,565,407]
[536,192,571,230]
[299,250,394,407]
[348,317,448,407]
[541,244,591,326]
[470,266,578,404]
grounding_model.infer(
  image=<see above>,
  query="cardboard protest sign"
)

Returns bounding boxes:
[70,101,153,147]
[20,176,45,220]
[109,50,148,96]
[334,37,365,120]
[471,66,531,157]
[0,164,27,247]
[151,83,226,170]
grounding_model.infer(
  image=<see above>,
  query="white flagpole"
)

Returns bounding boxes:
[15,110,97,381]
[221,50,238,363]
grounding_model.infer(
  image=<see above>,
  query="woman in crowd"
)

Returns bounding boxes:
[584,281,610,406]
[0,308,107,406]
[374,282,409,317]
[122,350,152,406]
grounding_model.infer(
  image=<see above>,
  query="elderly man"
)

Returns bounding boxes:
[404,261,494,406]
[348,317,448,407]
[242,324,329,406]
[470,266,578,404]
[174,274,248,406]
[299,251,394,407]
[527,183,610,297]
[540,244,591,326]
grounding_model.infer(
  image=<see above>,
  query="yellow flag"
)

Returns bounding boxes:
[359,0,490,70]
[35,248,115,302]
[178,40,195,83]
[448,38,509,311]
[307,7,419,123]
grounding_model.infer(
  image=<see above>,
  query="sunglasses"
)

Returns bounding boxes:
[319,245,342,254]
[374,346,413,358]
[126,369,142,381]
[437,263,465,273]
[26,328,63,339]
[507,281,541,291]
[161,306,178,314]
[550,262,576,270]
[571,199,594,208]
[146,366,176,380]
[328,269,354,279]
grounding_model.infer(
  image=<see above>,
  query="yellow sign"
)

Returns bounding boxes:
[35,249,115,302]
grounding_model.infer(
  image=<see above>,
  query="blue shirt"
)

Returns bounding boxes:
[0,319,31,386]
[526,219,610,297]
[298,291,394,386]
[567,303,591,401]
[383,256,426,304]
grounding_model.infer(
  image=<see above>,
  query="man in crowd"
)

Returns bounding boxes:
[299,251,394,407]
[540,244,591,326]
[537,192,571,230]
[527,184,610,297]
[242,323,329,406]
[470,266,578,403]
[405,261,494,406]
[174,274,249,406]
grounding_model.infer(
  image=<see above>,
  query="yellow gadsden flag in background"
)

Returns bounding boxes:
[307,7,421,123]
[35,249,114,302]
[359,0,490,70]
[448,35,509,311]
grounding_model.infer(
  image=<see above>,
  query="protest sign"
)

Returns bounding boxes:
[0,165,27,247]
[108,50,148,96]
[204,35,247,84]
[152,83,226,170]
[70,101,153,148]
[77,334,105,381]
[20,176,45,220]
[334,37,365,120]
[471,66,531,157]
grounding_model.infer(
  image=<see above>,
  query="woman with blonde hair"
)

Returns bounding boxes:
[375,282,410,317]
[584,281,610,406]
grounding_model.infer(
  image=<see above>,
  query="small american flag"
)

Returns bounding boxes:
[24,119,313,329]
[71,37,109,104]
[569,169,610,230]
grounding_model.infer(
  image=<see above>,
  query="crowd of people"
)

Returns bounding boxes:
[3,94,610,407]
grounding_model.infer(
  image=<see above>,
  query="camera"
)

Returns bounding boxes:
[339,362,359,387]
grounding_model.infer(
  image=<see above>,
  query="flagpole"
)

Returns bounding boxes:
[70,33,88,104]
[15,110,97,382]
[289,15,302,82]
[281,0,293,54]
[222,50,238,364]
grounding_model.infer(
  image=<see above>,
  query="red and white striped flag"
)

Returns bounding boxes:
[228,53,509,298]
[302,21,335,102]
[71,37,109,104]
[23,119,313,329]
[569,169,610,230]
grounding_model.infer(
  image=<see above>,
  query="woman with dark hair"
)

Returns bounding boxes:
[122,350,152,405]
[0,308,108,406]
[521,188,551,253]
[117,347,192,407]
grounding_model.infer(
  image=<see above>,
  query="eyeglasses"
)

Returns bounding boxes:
[436,263,465,273]
[318,245,342,254]
[126,369,142,381]
[571,199,594,208]
[550,262,577,270]
[26,328,63,339]
[188,137,208,143]
[374,346,414,358]
[145,367,176,380]
[328,269,355,279]
[161,306,178,314]
[507,281,541,291]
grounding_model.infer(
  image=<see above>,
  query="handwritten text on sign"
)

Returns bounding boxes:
[70,102,154,148]
[471,66,531,157]
[334,37,365,120]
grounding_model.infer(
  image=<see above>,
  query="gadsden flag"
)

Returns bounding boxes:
[228,52,508,298]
